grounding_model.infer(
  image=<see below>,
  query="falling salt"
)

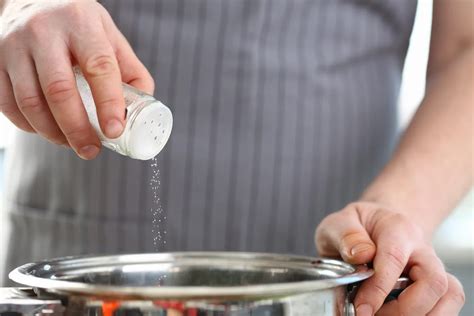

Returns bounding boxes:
[149,157,168,286]
[149,157,167,251]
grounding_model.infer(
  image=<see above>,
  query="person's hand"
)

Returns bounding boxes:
[315,202,465,315]
[0,0,154,159]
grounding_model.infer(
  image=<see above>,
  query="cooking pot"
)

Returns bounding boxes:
[0,252,409,315]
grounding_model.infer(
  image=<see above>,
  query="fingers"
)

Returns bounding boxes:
[396,248,448,315]
[376,272,464,316]
[70,25,126,139]
[34,40,101,159]
[99,7,154,94]
[8,54,67,145]
[317,203,465,316]
[354,214,414,316]
[114,32,155,94]
[315,205,376,264]
[0,0,136,156]
[428,274,465,316]
[0,70,35,133]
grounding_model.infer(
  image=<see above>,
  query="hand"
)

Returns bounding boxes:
[0,0,154,159]
[315,202,465,315]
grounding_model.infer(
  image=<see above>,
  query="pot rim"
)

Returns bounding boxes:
[9,252,374,299]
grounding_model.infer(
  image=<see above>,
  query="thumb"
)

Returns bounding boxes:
[315,208,376,264]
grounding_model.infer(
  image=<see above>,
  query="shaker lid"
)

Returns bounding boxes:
[127,101,173,160]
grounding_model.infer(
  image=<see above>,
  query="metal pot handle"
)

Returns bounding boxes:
[344,276,412,316]
[0,288,65,315]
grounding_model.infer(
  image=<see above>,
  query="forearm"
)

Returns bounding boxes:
[361,46,473,238]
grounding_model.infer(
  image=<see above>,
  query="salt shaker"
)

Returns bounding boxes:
[74,67,173,160]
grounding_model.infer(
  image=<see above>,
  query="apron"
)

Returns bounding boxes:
[2,0,416,285]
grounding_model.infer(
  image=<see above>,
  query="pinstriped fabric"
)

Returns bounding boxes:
[246,0,273,252]
[327,2,347,216]
[267,0,291,250]
[287,1,316,252]
[1,0,417,285]
[358,7,376,197]
[207,1,240,251]
[346,64,360,201]
[181,0,207,249]
[225,0,254,250]
[195,0,229,251]
[304,4,330,252]
[161,0,186,250]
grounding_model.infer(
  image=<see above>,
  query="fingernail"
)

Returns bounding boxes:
[351,243,373,256]
[356,304,373,316]
[78,145,100,160]
[106,119,124,138]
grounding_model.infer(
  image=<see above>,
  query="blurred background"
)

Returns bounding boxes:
[0,0,472,314]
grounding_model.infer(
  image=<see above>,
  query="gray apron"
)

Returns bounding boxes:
[2,0,416,285]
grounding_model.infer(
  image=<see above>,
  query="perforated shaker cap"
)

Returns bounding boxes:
[126,101,173,160]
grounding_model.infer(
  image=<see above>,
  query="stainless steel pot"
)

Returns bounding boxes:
[0,252,409,315]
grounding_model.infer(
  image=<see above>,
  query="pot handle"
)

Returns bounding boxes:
[0,288,65,315]
[344,276,412,316]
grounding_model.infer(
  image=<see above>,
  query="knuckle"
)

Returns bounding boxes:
[428,274,449,298]
[26,16,49,39]
[1,34,19,50]
[63,125,92,143]
[390,213,423,236]
[451,289,466,306]
[384,246,407,271]
[347,202,360,209]
[97,97,120,110]
[63,2,90,28]
[315,213,338,234]
[45,79,76,104]
[390,213,409,226]
[0,101,16,115]
[448,275,466,305]
[17,94,44,113]
[84,54,117,77]
[372,282,390,299]
[407,222,423,237]
[65,2,84,17]
[451,287,466,306]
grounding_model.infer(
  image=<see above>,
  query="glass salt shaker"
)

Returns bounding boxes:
[74,67,173,160]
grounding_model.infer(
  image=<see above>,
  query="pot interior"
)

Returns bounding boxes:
[50,262,341,287]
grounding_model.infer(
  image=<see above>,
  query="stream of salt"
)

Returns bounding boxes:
[149,157,167,285]
[149,157,167,250]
